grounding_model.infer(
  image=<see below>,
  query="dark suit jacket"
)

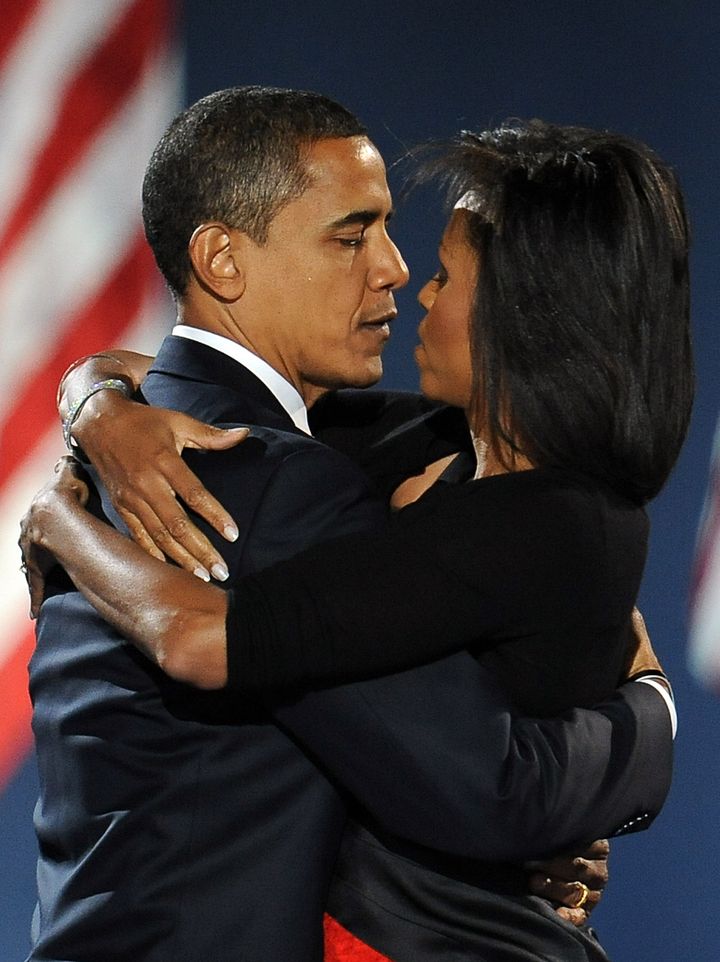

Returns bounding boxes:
[28,335,672,962]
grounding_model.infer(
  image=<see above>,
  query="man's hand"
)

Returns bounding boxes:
[525,838,609,926]
[19,456,90,617]
[72,390,248,580]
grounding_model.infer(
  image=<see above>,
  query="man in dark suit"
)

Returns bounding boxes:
[24,87,674,962]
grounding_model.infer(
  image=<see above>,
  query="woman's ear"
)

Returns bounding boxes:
[188,223,246,301]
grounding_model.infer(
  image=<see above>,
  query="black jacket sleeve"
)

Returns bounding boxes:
[228,470,647,715]
[273,655,672,859]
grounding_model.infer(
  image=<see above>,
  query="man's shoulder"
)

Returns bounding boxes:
[183,423,385,574]
[186,422,371,490]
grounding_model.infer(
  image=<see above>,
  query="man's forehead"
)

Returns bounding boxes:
[290,136,390,228]
[303,136,389,195]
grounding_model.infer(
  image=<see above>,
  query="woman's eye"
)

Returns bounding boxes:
[432,267,448,287]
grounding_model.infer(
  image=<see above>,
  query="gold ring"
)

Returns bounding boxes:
[574,882,590,909]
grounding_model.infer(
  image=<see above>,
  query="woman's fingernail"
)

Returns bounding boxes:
[224,525,239,542]
[211,563,229,582]
[193,566,211,582]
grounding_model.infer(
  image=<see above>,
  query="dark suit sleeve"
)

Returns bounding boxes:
[274,655,672,861]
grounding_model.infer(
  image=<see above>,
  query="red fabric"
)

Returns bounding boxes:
[323,914,395,962]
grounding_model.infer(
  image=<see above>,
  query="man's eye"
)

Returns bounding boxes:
[338,235,365,248]
[432,267,448,287]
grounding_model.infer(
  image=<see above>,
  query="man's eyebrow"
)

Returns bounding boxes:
[325,208,395,230]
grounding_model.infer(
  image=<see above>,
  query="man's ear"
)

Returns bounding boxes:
[188,223,246,300]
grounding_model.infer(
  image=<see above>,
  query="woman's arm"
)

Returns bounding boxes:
[20,457,229,688]
[58,350,152,423]
[21,458,668,699]
[59,351,248,576]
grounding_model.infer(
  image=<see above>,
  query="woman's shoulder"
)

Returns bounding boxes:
[461,465,646,517]
[405,465,648,566]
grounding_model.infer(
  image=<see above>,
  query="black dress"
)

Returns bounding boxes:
[226,390,647,717]
[225,390,647,961]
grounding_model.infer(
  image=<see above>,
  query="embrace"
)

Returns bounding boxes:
[20,86,689,962]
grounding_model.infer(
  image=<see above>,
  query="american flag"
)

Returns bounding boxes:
[689,417,720,692]
[0,0,182,791]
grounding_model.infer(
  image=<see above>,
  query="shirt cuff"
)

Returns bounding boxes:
[635,676,677,738]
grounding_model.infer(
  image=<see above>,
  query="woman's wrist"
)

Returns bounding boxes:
[63,378,133,451]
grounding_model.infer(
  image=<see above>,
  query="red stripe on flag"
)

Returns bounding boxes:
[0,625,35,792]
[0,0,171,264]
[0,231,161,488]
[0,0,44,72]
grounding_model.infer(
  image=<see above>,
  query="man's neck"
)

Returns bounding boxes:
[172,324,312,435]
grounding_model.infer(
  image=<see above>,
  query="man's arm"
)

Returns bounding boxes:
[274,652,672,861]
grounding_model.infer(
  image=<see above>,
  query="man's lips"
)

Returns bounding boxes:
[359,311,396,334]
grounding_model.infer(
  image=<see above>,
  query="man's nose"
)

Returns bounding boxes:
[369,237,410,291]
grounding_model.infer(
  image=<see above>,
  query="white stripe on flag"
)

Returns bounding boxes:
[689,419,720,689]
[0,44,181,414]
[0,0,136,236]
[0,0,182,787]
[0,291,173,667]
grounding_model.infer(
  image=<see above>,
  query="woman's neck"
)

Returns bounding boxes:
[468,417,534,479]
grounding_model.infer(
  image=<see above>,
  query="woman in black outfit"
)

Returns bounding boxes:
[22,120,692,961]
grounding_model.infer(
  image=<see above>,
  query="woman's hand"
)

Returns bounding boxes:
[72,389,249,580]
[624,608,667,681]
[19,456,91,617]
[525,838,609,925]
[20,456,229,685]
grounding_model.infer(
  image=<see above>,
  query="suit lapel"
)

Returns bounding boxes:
[141,335,299,432]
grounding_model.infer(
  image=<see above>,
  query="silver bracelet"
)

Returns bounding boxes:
[63,378,131,451]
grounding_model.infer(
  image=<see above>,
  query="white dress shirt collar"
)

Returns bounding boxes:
[172,324,311,435]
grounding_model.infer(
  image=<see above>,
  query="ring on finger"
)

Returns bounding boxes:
[574,882,590,909]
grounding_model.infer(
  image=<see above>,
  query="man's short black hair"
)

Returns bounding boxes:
[142,86,367,297]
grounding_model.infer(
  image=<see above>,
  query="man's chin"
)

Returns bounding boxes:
[311,362,384,395]
[350,362,383,389]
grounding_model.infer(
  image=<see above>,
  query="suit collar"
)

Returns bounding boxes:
[146,335,299,431]
[171,325,310,434]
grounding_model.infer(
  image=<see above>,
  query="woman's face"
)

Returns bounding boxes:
[415,211,477,411]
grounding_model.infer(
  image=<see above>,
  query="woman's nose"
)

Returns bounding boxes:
[417,279,435,310]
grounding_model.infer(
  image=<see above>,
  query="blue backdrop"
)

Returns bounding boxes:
[3,2,718,959]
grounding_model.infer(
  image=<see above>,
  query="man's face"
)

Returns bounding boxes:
[239,136,409,404]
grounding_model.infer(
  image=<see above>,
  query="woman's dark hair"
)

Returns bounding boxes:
[142,86,367,297]
[421,119,693,504]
